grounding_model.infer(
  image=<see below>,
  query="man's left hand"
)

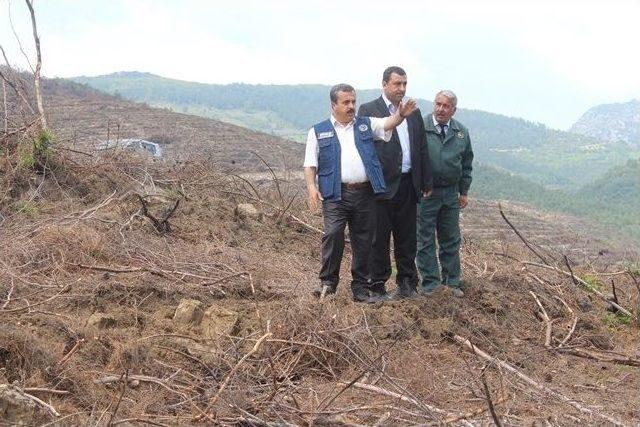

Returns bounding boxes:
[459,194,468,209]
[398,98,417,118]
[422,189,433,198]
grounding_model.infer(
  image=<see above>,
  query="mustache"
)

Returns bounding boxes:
[347,109,355,113]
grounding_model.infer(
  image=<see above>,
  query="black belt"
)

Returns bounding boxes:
[341,182,371,190]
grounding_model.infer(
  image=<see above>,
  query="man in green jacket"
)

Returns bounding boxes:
[416,90,473,297]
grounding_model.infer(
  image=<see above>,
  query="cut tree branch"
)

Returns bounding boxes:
[498,203,550,265]
[450,334,625,426]
[523,261,632,317]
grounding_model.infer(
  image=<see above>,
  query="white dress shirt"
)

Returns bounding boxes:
[382,93,411,173]
[432,115,451,141]
[303,116,391,183]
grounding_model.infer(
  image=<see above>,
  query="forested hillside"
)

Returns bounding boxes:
[474,162,640,242]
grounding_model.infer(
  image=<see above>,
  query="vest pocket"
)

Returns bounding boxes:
[317,139,335,173]
[317,169,334,199]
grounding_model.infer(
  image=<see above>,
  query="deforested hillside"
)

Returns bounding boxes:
[35,75,305,172]
[1,149,640,426]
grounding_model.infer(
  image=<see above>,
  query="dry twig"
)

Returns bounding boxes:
[523,261,632,316]
[451,334,625,426]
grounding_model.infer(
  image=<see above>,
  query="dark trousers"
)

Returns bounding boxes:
[319,186,375,295]
[369,173,418,292]
[416,186,462,290]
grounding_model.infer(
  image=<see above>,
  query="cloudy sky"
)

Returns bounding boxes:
[1,0,639,129]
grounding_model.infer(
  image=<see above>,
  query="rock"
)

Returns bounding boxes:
[0,384,38,425]
[234,203,262,222]
[587,334,615,350]
[201,305,239,339]
[577,297,593,313]
[86,313,116,329]
[173,299,204,325]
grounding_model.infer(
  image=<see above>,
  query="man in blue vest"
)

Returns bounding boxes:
[304,83,417,303]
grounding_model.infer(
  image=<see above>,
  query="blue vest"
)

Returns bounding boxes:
[313,116,386,201]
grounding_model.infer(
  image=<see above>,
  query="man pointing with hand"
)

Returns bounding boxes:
[304,83,417,303]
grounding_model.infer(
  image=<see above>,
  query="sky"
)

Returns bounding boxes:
[1,0,639,129]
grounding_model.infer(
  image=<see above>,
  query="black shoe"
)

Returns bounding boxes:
[352,282,376,304]
[353,294,376,303]
[369,280,391,302]
[369,292,392,302]
[312,284,336,298]
[369,280,387,295]
[393,277,418,300]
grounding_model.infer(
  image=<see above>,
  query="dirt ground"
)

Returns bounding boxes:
[1,152,640,426]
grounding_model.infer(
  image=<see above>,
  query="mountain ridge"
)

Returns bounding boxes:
[571,98,640,148]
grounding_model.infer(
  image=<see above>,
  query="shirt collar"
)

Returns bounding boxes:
[432,115,450,128]
[331,115,354,128]
[381,93,397,113]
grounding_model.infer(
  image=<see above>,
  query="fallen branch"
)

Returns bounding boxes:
[207,330,272,411]
[450,334,625,426]
[137,194,180,234]
[200,271,247,287]
[480,373,502,427]
[94,374,187,398]
[443,395,508,424]
[557,346,640,367]
[498,203,550,265]
[341,381,449,417]
[22,387,70,396]
[57,338,85,366]
[529,291,553,348]
[558,317,578,348]
[110,418,170,427]
[107,370,128,427]
[523,261,632,317]
[0,384,60,417]
[0,285,70,314]
[71,262,227,291]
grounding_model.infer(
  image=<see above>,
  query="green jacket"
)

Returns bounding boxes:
[424,114,474,195]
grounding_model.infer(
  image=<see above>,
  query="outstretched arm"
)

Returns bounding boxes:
[383,99,417,131]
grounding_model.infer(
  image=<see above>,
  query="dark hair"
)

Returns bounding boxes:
[382,66,406,83]
[330,83,355,104]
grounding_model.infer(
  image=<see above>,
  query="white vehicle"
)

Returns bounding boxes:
[96,138,162,157]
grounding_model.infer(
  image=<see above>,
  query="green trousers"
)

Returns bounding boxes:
[416,186,462,291]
